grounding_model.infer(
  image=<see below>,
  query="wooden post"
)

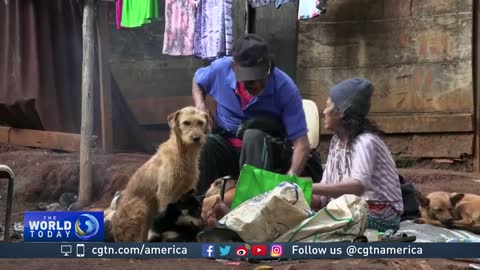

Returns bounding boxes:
[245,0,249,34]
[248,2,255,34]
[97,1,113,153]
[294,0,300,83]
[474,0,480,172]
[79,0,96,204]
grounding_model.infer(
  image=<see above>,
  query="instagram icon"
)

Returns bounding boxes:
[270,244,283,257]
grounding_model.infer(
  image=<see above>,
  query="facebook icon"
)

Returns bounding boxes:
[202,244,216,258]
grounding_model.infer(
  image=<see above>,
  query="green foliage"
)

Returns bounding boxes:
[391,153,417,168]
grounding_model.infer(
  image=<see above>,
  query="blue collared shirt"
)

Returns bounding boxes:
[194,56,308,142]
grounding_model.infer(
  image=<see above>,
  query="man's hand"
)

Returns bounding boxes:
[195,102,208,114]
[192,78,209,114]
[287,135,310,176]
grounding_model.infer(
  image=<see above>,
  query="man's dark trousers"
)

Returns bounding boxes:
[196,129,290,196]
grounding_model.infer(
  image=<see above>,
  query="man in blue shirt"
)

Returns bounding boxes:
[192,34,311,197]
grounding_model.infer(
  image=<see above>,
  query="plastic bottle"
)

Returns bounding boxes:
[364,229,379,242]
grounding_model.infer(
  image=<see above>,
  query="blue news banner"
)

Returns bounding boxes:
[6,211,478,259]
[1,243,480,259]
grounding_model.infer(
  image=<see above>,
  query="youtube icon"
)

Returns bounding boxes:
[251,245,267,256]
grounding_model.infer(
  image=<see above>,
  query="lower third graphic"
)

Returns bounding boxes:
[202,244,215,258]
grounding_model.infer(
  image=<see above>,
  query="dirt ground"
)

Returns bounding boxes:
[0,144,479,269]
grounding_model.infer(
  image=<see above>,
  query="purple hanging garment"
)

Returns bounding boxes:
[248,0,273,8]
[193,0,233,59]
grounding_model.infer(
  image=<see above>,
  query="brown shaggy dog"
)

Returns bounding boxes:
[111,106,211,242]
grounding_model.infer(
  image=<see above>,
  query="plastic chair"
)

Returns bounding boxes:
[302,99,320,149]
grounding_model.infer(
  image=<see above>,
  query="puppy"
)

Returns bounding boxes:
[415,191,461,227]
[111,106,211,242]
[448,193,480,233]
[415,191,480,233]
[148,190,204,242]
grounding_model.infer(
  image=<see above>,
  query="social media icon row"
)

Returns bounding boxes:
[202,244,283,258]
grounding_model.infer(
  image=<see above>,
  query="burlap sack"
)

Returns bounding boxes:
[219,182,312,242]
[274,194,368,242]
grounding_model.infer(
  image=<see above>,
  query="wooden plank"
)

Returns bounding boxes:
[298,14,472,69]
[8,128,84,152]
[128,96,194,124]
[232,0,247,40]
[474,0,480,172]
[318,133,474,158]
[0,126,95,152]
[0,127,11,143]
[254,1,298,80]
[144,128,170,145]
[79,0,96,204]
[303,0,385,22]
[413,0,472,16]
[316,113,472,134]
[304,0,470,25]
[125,96,472,134]
[110,60,201,98]
[299,61,473,114]
[97,1,113,153]
[384,133,474,158]
[372,113,473,133]
[109,4,203,100]
[126,96,216,125]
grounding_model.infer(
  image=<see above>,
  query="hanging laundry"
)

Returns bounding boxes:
[116,0,123,30]
[316,0,328,14]
[298,0,326,20]
[121,0,159,28]
[193,0,233,59]
[248,0,273,8]
[274,0,295,9]
[248,0,295,9]
[162,0,196,56]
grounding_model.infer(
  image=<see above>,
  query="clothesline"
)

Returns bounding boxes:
[110,0,327,59]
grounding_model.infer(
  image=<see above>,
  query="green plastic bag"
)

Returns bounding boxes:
[231,164,313,209]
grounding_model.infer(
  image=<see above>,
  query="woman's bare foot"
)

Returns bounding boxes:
[206,210,218,228]
[205,197,231,228]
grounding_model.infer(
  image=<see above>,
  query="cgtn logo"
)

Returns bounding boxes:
[24,211,103,242]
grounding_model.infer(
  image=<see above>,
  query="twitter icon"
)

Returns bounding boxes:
[219,245,231,256]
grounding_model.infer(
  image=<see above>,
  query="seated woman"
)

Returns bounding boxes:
[312,77,403,232]
[203,78,404,232]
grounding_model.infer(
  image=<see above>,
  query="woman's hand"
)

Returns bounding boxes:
[310,194,328,211]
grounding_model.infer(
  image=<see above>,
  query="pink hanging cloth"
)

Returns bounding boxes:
[116,0,123,30]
